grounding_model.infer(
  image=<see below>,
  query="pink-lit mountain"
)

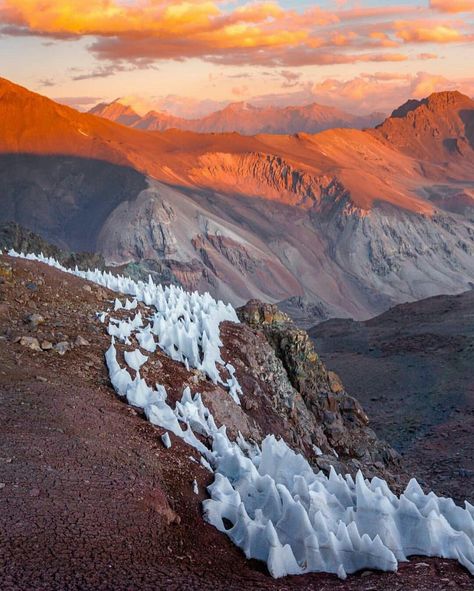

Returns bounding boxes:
[89,99,385,134]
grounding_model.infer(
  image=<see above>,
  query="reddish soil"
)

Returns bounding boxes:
[0,254,472,590]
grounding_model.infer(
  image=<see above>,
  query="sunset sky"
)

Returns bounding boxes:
[0,0,473,116]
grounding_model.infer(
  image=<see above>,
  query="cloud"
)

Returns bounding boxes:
[417,52,439,60]
[430,0,474,13]
[280,69,302,83]
[309,71,474,114]
[54,96,103,111]
[0,0,472,68]
[231,85,249,97]
[70,61,156,81]
[37,77,55,87]
[242,71,474,115]
[150,94,228,118]
[394,20,468,43]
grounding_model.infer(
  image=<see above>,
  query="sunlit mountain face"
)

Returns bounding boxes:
[1,77,474,320]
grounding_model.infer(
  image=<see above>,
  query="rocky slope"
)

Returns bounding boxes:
[310,289,474,504]
[1,254,472,590]
[90,99,384,135]
[1,77,474,320]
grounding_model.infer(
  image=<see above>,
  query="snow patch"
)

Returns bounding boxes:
[8,250,241,400]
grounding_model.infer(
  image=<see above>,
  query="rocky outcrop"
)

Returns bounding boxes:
[190,151,343,208]
[192,233,262,276]
[220,299,400,483]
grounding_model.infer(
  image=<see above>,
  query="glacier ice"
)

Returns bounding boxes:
[124,348,148,372]
[203,435,474,578]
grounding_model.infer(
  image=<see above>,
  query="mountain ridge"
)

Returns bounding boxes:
[89,96,385,135]
[1,76,474,320]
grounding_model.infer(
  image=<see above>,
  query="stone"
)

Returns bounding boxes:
[237,299,291,327]
[26,282,38,291]
[235,298,400,482]
[242,397,258,412]
[19,336,42,352]
[82,285,92,293]
[75,335,89,347]
[26,313,45,329]
[0,261,13,281]
[328,370,344,394]
[41,340,53,350]
[95,287,108,300]
[54,341,70,355]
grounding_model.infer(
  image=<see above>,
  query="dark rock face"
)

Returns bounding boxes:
[0,154,149,253]
[0,222,106,271]
[226,299,400,483]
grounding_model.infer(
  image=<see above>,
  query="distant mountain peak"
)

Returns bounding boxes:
[390,90,471,120]
[88,96,384,134]
[223,101,255,111]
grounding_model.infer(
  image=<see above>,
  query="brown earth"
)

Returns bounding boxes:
[0,255,473,590]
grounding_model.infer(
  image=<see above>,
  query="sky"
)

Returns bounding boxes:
[0,0,473,117]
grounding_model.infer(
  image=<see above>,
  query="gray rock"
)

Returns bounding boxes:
[26,313,45,329]
[53,341,70,355]
[19,336,42,352]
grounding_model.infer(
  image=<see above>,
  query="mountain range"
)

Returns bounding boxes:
[1,77,473,320]
[89,99,385,135]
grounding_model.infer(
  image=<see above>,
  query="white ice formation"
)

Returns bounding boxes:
[6,249,474,580]
[161,432,172,449]
[8,250,239,393]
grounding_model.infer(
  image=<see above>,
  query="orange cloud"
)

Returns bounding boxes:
[417,52,438,60]
[308,71,474,114]
[395,20,466,43]
[430,0,474,13]
[0,0,472,68]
